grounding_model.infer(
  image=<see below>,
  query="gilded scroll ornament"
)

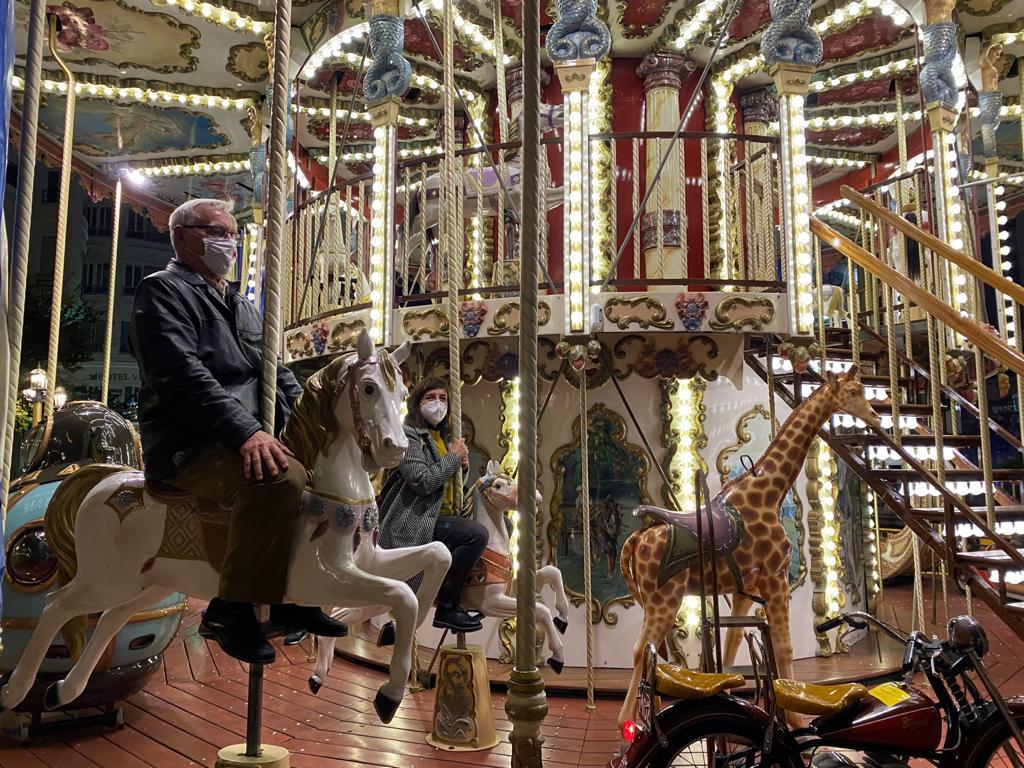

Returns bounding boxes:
[603,296,674,330]
[488,301,551,336]
[402,307,450,340]
[708,295,776,331]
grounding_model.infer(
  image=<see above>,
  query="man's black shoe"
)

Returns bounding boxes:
[432,605,483,632]
[199,599,275,664]
[269,604,348,638]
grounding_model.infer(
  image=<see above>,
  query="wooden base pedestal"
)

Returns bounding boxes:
[215,744,290,767]
[425,644,501,752]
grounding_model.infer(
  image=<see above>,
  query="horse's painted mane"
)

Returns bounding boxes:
[281,353,354,468]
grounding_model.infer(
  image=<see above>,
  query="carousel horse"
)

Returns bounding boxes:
[310,461,571,685]
[617,366,881,727]
[0,330,450,724]
[820,284,847,326]
[403,102,566,265]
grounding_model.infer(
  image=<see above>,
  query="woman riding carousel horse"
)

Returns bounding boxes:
[377,377,489,633]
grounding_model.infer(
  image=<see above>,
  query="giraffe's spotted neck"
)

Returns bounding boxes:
[728,384,837,512]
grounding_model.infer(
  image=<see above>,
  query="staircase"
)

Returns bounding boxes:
[748,184,1024,642]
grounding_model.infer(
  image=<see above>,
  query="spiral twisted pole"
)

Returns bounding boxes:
[44,14,77,424]
[441,0,463,512]
[2,0,46,506]
[578,376,595,711]
[101,179,122,405]
[259,2,292,437]
[506,0,548,763]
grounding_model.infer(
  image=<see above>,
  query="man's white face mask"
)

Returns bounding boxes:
[200,236,237,278]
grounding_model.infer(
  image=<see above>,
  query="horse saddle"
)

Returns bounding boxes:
[634,498,746,589]
[105,476,230,573]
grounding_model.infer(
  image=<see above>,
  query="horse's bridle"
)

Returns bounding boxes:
[335,355,384,458]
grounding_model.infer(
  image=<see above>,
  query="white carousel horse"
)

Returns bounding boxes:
[463,461,570,673]
[403,103,567,265]
[311,461,571,686]
[0,330,450,724]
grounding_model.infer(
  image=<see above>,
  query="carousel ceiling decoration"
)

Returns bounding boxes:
[8,0,1024,210]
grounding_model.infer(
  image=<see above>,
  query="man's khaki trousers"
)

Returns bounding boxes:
[168,445,306,605]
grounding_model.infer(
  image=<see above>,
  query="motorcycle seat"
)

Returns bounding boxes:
[655,664,746,699]
[772,679,869,716]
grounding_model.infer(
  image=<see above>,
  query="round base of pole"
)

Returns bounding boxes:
[215,744,290,767]
[426,644,500,752]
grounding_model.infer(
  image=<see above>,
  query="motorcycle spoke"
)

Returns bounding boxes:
[998,741,1024,768]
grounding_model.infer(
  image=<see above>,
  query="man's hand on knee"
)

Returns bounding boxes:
[240,431,294,481]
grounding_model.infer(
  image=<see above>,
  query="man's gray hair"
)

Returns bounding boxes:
[168,198,234,231]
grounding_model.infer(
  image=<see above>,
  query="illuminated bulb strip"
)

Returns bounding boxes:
[245,222,260,303]
[811,0,910,32]
[667,377,705,632]
[807,154,870,169]
[288,151,311,191]
[814,438,844,617]
[158,0,266,33]
[12,76,253,110]
[935,132,969,319]
[672,0,728,50]
[868,445,954,462]
[820,210,874,230]
[298,104,433,128]
[909,481,991,498]
[499,377,521,575]
[779,92,815,335]
[302,49,470,103]
[957,521,1024,539]
[864,489,880,596]
[805,109,922,130]
[989,178,1015,345]
[563,87,591,334]
[302,0,509,82]
[809,57,917,92]
[368,125,396,344]
[135,158,250,177]
[331,144,443,163]
[588,62,613,292]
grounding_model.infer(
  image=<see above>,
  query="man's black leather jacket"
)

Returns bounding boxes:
[129,259,302,480]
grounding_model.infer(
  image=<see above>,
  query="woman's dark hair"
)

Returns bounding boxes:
[405,376,450,432]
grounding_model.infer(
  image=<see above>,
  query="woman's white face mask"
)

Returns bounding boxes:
[420,400,448,426]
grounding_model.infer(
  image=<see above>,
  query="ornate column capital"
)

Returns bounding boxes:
[636,51,694,94]
[739,89,777,126]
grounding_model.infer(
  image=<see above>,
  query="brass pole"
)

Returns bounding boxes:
[100,179,122,406]
[43,14,78,423]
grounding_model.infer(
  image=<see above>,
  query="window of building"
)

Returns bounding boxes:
[82,263,109,294]
[123,386,139,404]
[119,321,131,354]
[41,170,60,203]
[123,265,144,295]
[85,204,113,236]
[125,209,165,242]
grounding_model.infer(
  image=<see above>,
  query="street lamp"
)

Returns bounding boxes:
[24,368,49,426]
[54,387,68,410]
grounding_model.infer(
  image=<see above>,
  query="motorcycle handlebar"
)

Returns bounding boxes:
[816,612,906,644]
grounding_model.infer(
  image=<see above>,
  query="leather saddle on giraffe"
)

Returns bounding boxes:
[634,497,747,589]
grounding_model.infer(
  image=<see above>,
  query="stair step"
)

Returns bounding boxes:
[915,506,1024,521]
[876,402,936,416]
[957,549,1024,567]
[871,468,1024,481]
[832,434,981,447]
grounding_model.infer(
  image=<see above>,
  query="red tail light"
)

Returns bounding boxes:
[622,720,637,743]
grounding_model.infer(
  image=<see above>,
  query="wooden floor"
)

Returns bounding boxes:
[1,581,1022,767]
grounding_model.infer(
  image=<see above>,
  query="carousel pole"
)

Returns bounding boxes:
[42,12,77,424]
[100,178,123,406]
[546,0,610,714]
[441,0,463,509]
[1,0,46,506]
[505,0,547,763]
[215,0,290,765]
[761,0,821,337]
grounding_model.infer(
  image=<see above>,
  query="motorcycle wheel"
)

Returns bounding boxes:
[649,709,801,768]
[957,717,1024,767]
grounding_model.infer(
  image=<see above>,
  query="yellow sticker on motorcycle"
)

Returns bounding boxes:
[869,682,911,706]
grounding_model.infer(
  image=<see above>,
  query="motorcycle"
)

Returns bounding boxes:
[612,611,1024,768]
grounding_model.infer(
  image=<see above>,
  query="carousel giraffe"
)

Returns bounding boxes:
[617,366,882,726]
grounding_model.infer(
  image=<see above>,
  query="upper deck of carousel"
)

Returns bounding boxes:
[7,0,1023,371]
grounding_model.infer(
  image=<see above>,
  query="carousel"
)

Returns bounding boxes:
[1,0,1024,763]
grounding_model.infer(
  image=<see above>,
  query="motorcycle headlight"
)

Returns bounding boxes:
[947,615,989,658]
[5,524,58,588]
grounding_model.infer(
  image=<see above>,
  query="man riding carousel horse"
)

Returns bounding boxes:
[128,198,348,664]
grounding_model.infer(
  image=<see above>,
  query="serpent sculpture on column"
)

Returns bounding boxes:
[760,0,822,65]
[365,12,412,103]
[544,0,611,61]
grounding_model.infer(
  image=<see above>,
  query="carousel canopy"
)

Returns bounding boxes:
[9,0,1024,216]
